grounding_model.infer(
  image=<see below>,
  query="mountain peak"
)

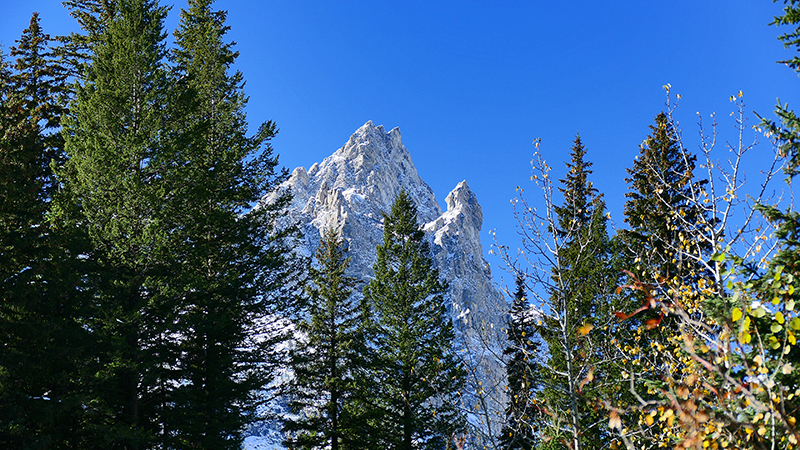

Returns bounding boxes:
[445,180,483,231]
[307,122,441,224]
[256,122,507,446]
[338,121,405,164]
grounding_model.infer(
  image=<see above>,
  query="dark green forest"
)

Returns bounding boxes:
[2,0,800,449]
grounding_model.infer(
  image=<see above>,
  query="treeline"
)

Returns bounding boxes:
[3,1,800,450]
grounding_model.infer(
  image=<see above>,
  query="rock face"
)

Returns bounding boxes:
[270,121,441,279]
[261,121,507,441]
[268,121,504,329]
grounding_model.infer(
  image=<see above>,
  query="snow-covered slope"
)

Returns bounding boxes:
[254,121,507,445]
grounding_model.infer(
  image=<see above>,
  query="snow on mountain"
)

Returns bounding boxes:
[254,120,508,445]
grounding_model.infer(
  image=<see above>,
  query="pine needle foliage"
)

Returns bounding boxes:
[759,0,800,178]
[284,227,364,450]
[621,111,711,284]
[50,0,294,447]
[499,274,539,450]
[361,190,466,450]
[166,0,293,447]
[533,136,617,450]
[53,1,185,446]
[0,13,89,449]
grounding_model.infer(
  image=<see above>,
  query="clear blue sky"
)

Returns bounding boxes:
[2,0,798,287]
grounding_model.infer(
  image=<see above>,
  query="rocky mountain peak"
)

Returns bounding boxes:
[445,180,483,230]
[269,123,503,311]
[343,120,403,156]
[258,123,507,444]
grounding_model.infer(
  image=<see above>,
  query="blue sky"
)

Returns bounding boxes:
[2,0,798,287]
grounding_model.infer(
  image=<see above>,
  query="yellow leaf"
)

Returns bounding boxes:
[732,307,743,322]
[578,323,593,336]
[777,311,785,324]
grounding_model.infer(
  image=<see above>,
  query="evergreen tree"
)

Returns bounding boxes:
[53,1,186,447]
[284,228,363,450]
[0,14,89,448]
[51,0,294,447]
[498,274,539,450]
[532,136,617,450]
[759,0,800,179]
[616,113,713,437]
[167,0,292,447]
[361,190,465,450]
[621,112,711,284]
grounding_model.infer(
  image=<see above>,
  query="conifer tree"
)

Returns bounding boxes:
[50,0,294,447]
[0,14,88,448]
[532,136,617,450]
[53,1,187,447]
[499,274,539,450]
[615,114,713,434]
[622,112,711,284]
[284,228,363,450]
[759,0,800,180]
[166,0,292,447]
[361,190,465,450]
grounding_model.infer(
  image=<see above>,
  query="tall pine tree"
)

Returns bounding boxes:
[52,0,294,447]
[621,111,711,285]
[167,0,292,447]
[53,1,187,447]
[498,274,539,450]
[532,135,617,450]
[284,228,363,450]
[616,113,713,435]
[0,14,89,448]
[361,190,465,450]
